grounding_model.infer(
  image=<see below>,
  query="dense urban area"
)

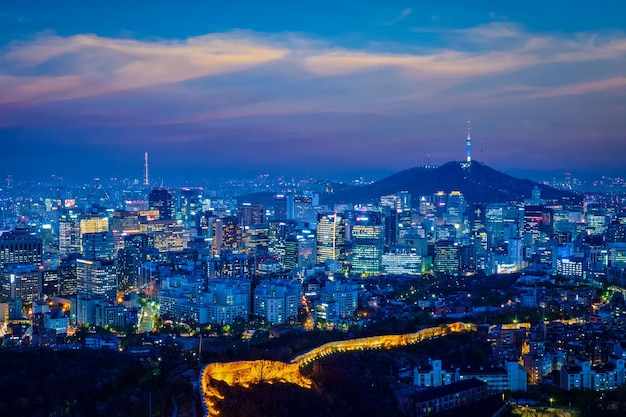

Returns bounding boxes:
[1,161,626,417]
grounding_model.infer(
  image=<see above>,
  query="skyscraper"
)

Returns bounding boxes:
[434,240,460,275]
[0,228,42,269]
[237,202,266,227]
[81,231,115,261]
[273,194,288,221]
[58,212,81,257]
[2,264,41,302]
[149,188,174,221]
[349,211,384,276]
[284,229,316,270]
[117,233,149,291]
[316,213,347,265]
[76,258,117,302]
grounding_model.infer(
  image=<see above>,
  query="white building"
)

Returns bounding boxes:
[315,280,359,323]
[253,279,301,325]
[414,358,458,387]
[43,309,69,335]
[382,248,423,275]
[560,358,625,391]
[414,359,527,393]
[159,278,250,325]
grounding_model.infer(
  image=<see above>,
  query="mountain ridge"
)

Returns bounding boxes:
[329,161,579,205]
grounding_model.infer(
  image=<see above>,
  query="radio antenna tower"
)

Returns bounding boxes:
[144,152,150,186]
[481,140,484,162]
[466,120,472,163]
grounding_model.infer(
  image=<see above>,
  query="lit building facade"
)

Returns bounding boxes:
[434,240,460,275]
[316,280,359,322]
[76,258,117,302]
[2,264,41,302]
[0,228,42,269]
[253,279,301,324]
[382,246,423,275]
[58,213,81,257]
[561,359,625,391]
[148,188,174,221]
[349,211,384,276]
[284,230,316,270]
[316,213,347,265]
[81,231,115,261]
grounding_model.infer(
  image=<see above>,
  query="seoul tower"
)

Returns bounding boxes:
[466,120,472,163]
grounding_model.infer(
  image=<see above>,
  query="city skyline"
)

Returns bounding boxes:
[1,1,625,181]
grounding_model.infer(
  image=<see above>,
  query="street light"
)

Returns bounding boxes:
[549,398,554,408]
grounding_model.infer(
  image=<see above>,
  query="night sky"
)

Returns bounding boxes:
[1,1,625,181]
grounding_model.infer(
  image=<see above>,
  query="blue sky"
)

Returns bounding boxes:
[1,1,625,181]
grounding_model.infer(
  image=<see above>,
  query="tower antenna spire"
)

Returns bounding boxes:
[144,152,149,186]
[466,120,472,163]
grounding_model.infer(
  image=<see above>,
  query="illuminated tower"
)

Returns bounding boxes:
[466,120,472,163]
[144,152,149,186]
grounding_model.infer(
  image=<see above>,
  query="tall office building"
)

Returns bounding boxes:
[59,255,79,295]
[268,220,299,260]
[445,191,467,230]
[117,233,150,291]
[179,187,202,228]
[0,228,43,269]
[288,194,316,225]
[2,264,41,302]
[237,203,266,227]
[212,216,241,254]
[76,259,117,302]
[284,229,317,270]
[149,188,174,220]
[81,231,115,261]
[349,212,384,276]
[585,203,607,235]
[523,206,553,245]
[316,213,347,265]
[273,194,288,221]
[79,213,109,236]
[58,212,81,257]
[140,219,188,253]
[242,224,269,255]
[196,210,216,238]
[41,268,59,297]
[382,246,423,275]
[110,211,141,234]
[434,240,460,275]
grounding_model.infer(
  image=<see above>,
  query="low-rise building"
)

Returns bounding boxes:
[560,358,625,391]
[399,379,488,416]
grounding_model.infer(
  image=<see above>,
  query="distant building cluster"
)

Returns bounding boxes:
[0,167,625,398]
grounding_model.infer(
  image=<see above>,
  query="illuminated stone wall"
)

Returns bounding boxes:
[291,322,476,366]
[201,322,476,416]
[202,360,312,415]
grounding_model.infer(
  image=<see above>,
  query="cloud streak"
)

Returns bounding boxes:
[379,8,413,26]
[0,32,287,105]
[1,23,624,111]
